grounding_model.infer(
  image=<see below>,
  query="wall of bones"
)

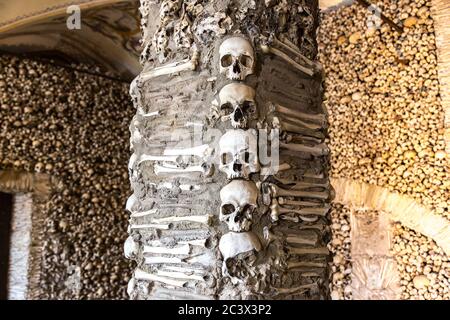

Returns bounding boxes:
[126,0,333,299]
[0,55,133,299]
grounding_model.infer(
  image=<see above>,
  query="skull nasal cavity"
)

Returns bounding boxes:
[234,108,243,121]
[233,61,241,74]
[233,162,242,172]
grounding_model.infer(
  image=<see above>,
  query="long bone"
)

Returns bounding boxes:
[162,266,206,275]
[264,183,330,200]
[276,117,324,132]
[270,199,328,221]
[280,142,329,156]
[287,246,329,255]
[130,223,171,230]
[178,239,208,247]
[278,197,325,207]
[144,256,183,264]
[273,36,322,73]
[274,283,318,295]
[163,144,212,157]
[287,261,327,269]
[140,54,198,81]
[154,163,213,176]
[151,215,212,225]
[286,234,319,246]
[261,44,314,76]
[139,154,179,164]
[271,177,330,190]
[134,269,187,287]
[156,270,205,282]
[143,244,190,255]
[270,103,326,124]
[280,214,320,223]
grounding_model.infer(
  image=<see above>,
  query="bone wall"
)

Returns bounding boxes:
[0,55,134,299]
[127,0,331,299]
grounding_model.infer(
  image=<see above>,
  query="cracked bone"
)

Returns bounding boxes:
[135,268,187,288]
[140,56,198,81]
[280,142,329,156]
[288,247,329,255]
[151,215,212,225]
[130,223,171,230]
[265,183,330,200]
[143,244,190,255]
[144,256,183,264]
[154,163,213,176]
[261,44,314,76]
[156,270,205,282]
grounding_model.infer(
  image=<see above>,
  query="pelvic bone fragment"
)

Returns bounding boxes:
[220,180,258,232]
[219,36,255,81]
[219,129,260,180]
[218,83,257,129]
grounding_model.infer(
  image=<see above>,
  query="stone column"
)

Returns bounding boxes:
[126,0,331,300]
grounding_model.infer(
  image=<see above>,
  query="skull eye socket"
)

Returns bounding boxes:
[221,152,233,165]
[220,102,233,116]
[222,204,235,215]
[242,101,256,114]
[240,151,251,163]
[240,55,253,68]
[221,54,233,68]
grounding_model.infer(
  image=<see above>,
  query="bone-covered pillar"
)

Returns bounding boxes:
[126,0,331,300]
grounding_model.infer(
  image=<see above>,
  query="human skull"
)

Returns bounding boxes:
[219,83,257,129]
[220,180,258,232]
[218,129,260,180]
[219,37,255,81]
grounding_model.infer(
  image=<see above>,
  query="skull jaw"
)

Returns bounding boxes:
[230,117,248,129]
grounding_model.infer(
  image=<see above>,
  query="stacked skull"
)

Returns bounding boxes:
[216,36,262,281]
